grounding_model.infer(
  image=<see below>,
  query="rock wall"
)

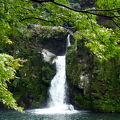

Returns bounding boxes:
[66,38,120,112]
[6,25,68,109]
[4,24,120,112]
[28,25,68,56]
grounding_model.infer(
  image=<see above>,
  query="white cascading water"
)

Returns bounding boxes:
[48,34,73,111]
[28,34,77,114]
[67,34,71,47]
[48,55,67,108]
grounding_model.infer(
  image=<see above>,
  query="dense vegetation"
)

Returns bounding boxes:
[0,0,120,112]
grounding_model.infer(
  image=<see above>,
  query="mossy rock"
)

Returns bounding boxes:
[66,36,120,112]
[29,25,68,55]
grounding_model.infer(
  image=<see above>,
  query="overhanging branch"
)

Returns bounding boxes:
[20,16,53,22]
[87,8,120,12]
[29,0,120,29]
[52,1,120,18]
[30,0,120,19]
[30,0,51,4]
[111,19,120,28]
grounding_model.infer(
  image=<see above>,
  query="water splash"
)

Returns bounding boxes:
[27,36,77,114]
[48,56,66,107]
[67,34,71,47]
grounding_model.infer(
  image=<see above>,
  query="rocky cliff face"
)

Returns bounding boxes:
[5,25,120,112]
[6,25,68,109]
[66,37,120,112]
[28,25,68,56]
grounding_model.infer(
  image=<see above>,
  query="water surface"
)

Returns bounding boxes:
[0,110,120,120]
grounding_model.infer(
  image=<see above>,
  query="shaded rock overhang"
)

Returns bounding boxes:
[28,25,70,56]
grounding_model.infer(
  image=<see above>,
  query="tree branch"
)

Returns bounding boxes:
[87,8,120,12]
[20,17,53,22]
[30,0,120,18]
[30,0,51,4]
[111,19,120,28]
[29,0,120,30]
[51,1,120,18]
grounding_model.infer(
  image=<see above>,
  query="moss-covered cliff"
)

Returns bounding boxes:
[66,37,120,112]
[2,24,120,112]
[4,25,68,109]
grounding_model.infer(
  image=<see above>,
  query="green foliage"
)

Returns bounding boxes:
[0,0,120,113]
[0,54,21,81]
[31,26,67,40]
[68,0,96,9]
[67,47,80,85]
[73,13,120,61]
[0,54,23,111]
[96,0,120,11]
[91,58,120,112]
[67,36,120,112]
[0,0,120,61]
[0,0,26,110]
[6,30,56,109]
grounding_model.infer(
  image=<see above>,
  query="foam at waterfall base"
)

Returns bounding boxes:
[27,105,78,115]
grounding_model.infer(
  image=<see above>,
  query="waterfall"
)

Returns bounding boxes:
[28,34,77,114]
[48,56,67,108]
[67,34,71,47]
[48,34,74,110]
